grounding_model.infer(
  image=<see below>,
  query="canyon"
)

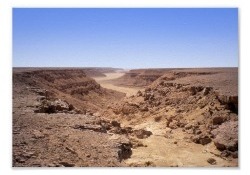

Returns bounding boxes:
[13,67,238,167]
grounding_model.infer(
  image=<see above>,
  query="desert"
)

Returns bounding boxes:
[13,67,238,167]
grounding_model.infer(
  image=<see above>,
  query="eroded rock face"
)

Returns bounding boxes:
[102,69,238,164]
[217,95,238,114]
[14,69,126,115]
[212,121,238,153]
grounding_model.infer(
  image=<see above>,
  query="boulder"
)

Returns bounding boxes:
[118,142,132,161]
[137,90,143,97]
[207,158,216,165]
[211,121,238,152]
[203,87,212,96]
[133,129,152,139]
[192,134,212,145]
[212,116,226,125]
[154,116,162,122]
[111,120,121,127]
[34,99,77,114]
[217,95,238,114]
[54,99,69,111]
[35,102,57,114]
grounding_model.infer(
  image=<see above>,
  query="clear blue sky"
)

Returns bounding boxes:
[13,8,238,68]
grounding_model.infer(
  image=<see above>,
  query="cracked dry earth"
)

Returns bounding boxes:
[13,68,238,167]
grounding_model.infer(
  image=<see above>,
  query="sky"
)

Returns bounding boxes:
[13,8,238,68]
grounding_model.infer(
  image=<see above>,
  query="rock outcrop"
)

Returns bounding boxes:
[34,98,81,114]
[211,121,238,155]
[13,69,125,113]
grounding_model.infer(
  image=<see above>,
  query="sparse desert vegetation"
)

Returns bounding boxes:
[13,67,238,167]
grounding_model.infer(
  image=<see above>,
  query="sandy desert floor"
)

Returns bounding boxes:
[94,73,143,97]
